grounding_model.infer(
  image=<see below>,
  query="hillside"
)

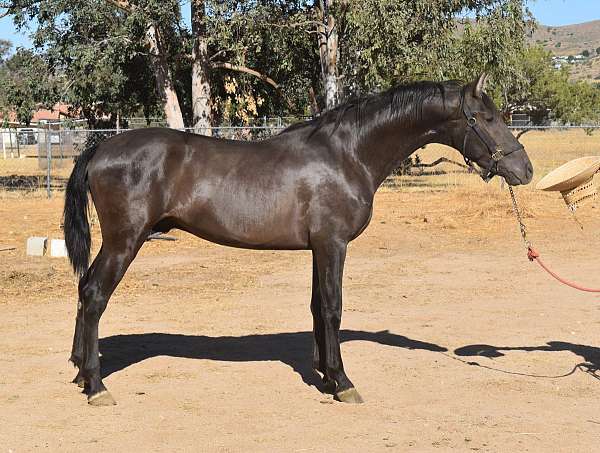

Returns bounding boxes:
[529,20,600,82]
[531,20,600,56]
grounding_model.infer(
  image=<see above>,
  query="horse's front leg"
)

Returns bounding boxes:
[312,238,363,404]
[310,252,336,394]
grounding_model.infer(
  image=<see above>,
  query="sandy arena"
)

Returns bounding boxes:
[1,130,600,452]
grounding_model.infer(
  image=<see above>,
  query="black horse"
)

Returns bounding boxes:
[64,74,533,406]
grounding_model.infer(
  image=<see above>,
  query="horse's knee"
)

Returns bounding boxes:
[80,282,107,320]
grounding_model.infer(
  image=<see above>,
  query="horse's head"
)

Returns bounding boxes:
[448,74,533,186]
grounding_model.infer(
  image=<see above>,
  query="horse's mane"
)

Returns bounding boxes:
[279,80,462,139]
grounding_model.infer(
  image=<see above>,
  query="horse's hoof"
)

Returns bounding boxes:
[87,390,117,407]
[335,388,364,404]
[322,377,337,394]
[72,375,86,388]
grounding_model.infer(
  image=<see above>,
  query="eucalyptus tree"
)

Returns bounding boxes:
[201,0,319,122]
[0,45,58,124]
[2,0,167,126]
[276,0,532,111]
[0,0,314,127]
[191,0,211,133]
[338,0,532,99]
[0,0,538,124]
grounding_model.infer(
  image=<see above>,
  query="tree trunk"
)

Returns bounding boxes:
[105,0,185,129]
[191,0,213,135]
[146,24,185,129]
[318,0,339,110]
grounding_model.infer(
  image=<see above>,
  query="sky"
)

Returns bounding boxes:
[1,0,599,52]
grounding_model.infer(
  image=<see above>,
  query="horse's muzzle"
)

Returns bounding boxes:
[497,148,533,185]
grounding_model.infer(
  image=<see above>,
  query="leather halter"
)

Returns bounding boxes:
[460,91,525,182]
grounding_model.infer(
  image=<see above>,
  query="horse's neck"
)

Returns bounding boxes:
[355,114,448,190]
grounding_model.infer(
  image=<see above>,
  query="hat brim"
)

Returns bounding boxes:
[536,156,600,192]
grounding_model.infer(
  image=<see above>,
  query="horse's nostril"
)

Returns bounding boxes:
[524,163,534,182]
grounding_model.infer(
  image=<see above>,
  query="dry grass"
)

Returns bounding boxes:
[0,156,73,177]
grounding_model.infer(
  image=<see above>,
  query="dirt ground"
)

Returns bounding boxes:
[2,131,600,452]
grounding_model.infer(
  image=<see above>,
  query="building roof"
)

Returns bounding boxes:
[1,103,77,124]
[31,103,74,122]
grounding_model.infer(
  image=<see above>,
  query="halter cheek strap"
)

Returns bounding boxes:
[461,95,524,182]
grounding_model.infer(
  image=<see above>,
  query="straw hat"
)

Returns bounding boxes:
[536,156,600,211]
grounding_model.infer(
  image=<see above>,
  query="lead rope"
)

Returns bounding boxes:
[509,186,600,293]
[508,186,531,250]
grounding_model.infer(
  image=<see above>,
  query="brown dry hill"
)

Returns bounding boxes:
[531,20,600,56]
[529,20,600,82]
[457,19,600,82]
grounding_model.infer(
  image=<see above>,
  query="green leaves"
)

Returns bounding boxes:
[335,0,533,101]
[1,0,596,128]
[0,48,58,124]
[3,0,167,126]
[202,0,319,121]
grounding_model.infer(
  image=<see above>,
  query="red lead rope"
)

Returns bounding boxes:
[526,247,600,293]
[509,186,600,293]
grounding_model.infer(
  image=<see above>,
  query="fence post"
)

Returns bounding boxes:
[46,128,52,199]
[58,125,63,162]
[15,127,20,158]
[8,127,14,158]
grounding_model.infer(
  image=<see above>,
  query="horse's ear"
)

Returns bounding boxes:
[473,73,488,99]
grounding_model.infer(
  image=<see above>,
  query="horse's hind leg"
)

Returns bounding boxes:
[69,299,86,387]
[69,251,100,388]
[79,236,146,406]
[70,262,91,385]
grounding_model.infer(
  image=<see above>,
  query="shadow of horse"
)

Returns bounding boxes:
[99,330,447,390]
[99,332,600,391]
[454,342,600,378]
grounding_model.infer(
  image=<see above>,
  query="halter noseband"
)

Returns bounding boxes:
[460,91,524,182]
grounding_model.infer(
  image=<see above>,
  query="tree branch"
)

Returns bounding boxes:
[414,157,471,171]
[209,47,248,62]
[211,61,294,110]
[515,129,533,140]
[209,49,227,62]
[265,20,324,29]
[211,61,280,90]
[260,17,328,37]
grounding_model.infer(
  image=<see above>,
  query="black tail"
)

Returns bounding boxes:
[63,133,105,278]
